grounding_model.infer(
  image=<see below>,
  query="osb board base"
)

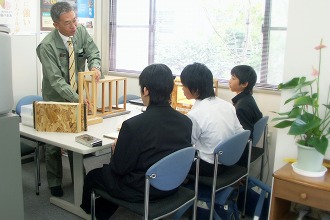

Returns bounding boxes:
[95,107,127,117]
[34,101,86,133]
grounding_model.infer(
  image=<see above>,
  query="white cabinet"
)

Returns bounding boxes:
[0,114,24,220]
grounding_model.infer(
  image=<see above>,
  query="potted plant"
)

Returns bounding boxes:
[272,39,330,175]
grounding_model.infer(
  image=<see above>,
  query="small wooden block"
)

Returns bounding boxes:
[87,116,103,126]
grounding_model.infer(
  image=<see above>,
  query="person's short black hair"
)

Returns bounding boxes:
[231,65,257,93]
[139,64,174,105]
[50,2,73,23]
[180,62,215,100]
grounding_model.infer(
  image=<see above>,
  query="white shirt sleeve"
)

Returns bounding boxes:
[187,114,201,146]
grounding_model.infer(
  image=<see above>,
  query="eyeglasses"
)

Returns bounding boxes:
[59,18,78,27]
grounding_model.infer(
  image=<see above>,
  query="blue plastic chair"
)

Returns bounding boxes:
[16,95,43,195]
[251,116,269,181]
[91,147,199,220]
[176,130,251,220]
[16,95,43,115]
[237,116,270,219]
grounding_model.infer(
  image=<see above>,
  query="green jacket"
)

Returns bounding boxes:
[36,24,102,102]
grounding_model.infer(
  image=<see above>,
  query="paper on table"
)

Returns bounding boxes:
[103,132,119,140]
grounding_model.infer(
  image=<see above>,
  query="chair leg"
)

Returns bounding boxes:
[91,191,96,220]
[260,155,264,181]
[241,176,249,218]
[192,199,197,220]
[260,126,268,181]
[35,145,40,195]
[209,154,219,220]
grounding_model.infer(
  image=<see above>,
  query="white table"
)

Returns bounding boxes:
[20,104,143,219]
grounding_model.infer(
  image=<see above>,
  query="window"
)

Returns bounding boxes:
[109,0,288,88]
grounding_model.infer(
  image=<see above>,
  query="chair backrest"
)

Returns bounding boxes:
[146,147,195,191]
[16,95,43,116]
[118,94,140,104]
[214,130,251,166]
[253,116,269,146]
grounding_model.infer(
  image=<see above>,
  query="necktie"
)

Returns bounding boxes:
[68,37,77,91]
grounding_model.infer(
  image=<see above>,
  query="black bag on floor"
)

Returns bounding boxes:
[237,177,271,220]
[198,186,240,220]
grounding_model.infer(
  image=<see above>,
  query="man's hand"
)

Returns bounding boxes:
[111,138,117,155]
[91,67,101,82]
[83,98,92,112]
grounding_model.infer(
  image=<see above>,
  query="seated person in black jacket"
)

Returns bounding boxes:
[229,65,263,165]
[80,64,193,220]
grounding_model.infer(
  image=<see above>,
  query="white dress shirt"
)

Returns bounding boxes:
[187,96,244,163]
[58,30,72,51]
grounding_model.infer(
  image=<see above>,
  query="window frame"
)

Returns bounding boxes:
[109,0,287,90]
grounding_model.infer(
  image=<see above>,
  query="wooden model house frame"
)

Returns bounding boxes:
[78,71,127,126]
[171,77,218,114]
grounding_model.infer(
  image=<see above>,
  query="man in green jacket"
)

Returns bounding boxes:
[36,2,102,197]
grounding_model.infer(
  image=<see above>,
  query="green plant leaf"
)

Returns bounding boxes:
[288,113,321,135]
[273,120,293,128]
[323,104,330,109]
[271,107,301,120]
[278,77,300,89]
[296,78,315,91]
[293,96,314,107]
[284,92,309,105]
[288,107,302,118]
[272,116,289,121]
[308,135,328,155]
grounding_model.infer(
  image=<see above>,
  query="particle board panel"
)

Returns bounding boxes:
[33,101,86,133]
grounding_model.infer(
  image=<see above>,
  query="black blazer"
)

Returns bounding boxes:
[101,103,192,202]
[232,90,262,139]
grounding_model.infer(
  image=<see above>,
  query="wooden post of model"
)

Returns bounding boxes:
[78,71,103,126]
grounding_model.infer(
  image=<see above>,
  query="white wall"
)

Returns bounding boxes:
[11,35,39,107]
[274,0,330,171]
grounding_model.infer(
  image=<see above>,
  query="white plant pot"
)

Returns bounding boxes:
[296,143,324,172]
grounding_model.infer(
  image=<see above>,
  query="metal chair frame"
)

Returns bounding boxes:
[16,95,44,195]
[91,147,199,220]
[251,116,269,181]
[209,130,252,220]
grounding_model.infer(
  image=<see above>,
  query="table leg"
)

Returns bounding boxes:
[50,152,90,219]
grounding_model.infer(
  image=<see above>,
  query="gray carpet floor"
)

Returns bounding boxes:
[22,152,255,220]
[21,152,191,220]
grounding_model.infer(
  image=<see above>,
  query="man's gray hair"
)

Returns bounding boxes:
[50,2,73,22]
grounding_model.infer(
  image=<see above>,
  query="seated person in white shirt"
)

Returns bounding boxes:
[180,62,244,176]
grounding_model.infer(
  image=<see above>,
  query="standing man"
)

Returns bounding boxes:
[36,2,102,197]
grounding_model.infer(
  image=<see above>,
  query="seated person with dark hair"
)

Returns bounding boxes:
[80,63,192,220]
[229,65,263,165]
[180,62,244,177]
